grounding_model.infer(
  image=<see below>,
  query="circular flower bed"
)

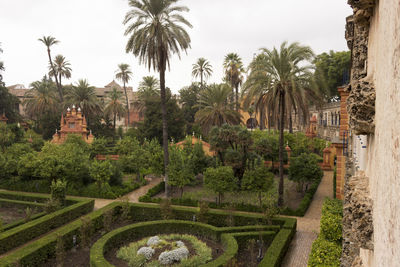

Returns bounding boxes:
[116,234,212,266]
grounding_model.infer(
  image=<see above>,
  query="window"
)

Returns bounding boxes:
[69,123,75,129]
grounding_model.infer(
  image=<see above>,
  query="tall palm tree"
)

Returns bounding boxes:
[104,87,126,129]
[192,57,212,88]
[115,63,133,126]
[38,36,63,101]
[260,41,315,207]
[48,55,72,89]
[223,53,244,111]
[124,0,192,197]
[65,79,101,122]
[24,77,59,121]
[242,53,275,130]
[194,83,242,133]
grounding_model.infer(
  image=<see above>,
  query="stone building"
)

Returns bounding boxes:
[341,0,400,266]
[51,105,94,144]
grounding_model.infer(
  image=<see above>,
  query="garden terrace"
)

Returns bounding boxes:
[0,202,296,267]
[0,190,94,256]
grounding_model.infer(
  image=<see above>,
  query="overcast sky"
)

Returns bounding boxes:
[0,0,352,93]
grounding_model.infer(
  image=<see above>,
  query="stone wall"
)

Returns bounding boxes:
[343,0,400,266]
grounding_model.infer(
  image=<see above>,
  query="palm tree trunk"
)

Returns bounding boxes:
[123,81,130,127]
[200,71,203,89]
[259,109,265,130]
[47,48,62,102]
[278,90,285,207]
[235,85,239,112]
[159,56,170,198]
[113,113,116,129]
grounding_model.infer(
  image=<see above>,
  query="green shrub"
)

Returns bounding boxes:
[320,213,342,242]
[322,198,343,216]
[289,153,323,192]
[50,179,67,206]
[80,217,92,249]
[307,237,341,267]
[204,166,237,205]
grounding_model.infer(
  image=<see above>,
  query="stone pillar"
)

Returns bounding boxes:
[334,86,350,200]
[322,147,332,171]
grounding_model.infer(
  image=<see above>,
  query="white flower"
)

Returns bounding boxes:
[158,246,189,265]
[176,241,185,248]
[137,246,155,260]
[147,236,161,246]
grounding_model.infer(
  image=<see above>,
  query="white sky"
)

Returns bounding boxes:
[0,0,352,93]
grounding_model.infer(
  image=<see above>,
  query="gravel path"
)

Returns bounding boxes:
[94,177,162,210]
[281,171,333,267]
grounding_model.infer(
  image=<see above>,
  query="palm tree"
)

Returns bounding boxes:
[242,53,275,130]
[104,87,126,129]
[192,57,212,88]
[136,76,160,111]
[38,36,63,101]
[194,83,242,133]
[260,41,315,207]
[65,79,101,122]
[24,77,59,121]
[223,53,244,111]
[115,63,133,126]
[124,0,192,197]
[48,55,72,89]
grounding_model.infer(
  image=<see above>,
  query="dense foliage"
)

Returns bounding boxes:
[288,153,323,192]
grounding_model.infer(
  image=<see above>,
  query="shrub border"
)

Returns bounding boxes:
[139,177,322,217]
[0,192,94,255]
[90,220,278,267]
[0,202,295,267]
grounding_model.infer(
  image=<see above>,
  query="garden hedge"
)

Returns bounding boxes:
[0,201,295,266]
[139,176,322,217]
[0,202,120,267]
[0,195,93,254]
[0,198,46,210]
[308,198,343,267]
[90,220,278,267]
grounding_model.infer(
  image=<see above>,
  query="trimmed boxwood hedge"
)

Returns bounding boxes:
[0,198,46,210]
[90,220,278,267]
[308,198,343,267]
[0,202,120,267]
[0,195,94,254]
[140,177,322,217]
[0,202,296,267]
[2,212,47,232]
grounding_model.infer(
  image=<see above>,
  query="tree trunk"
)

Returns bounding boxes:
[259,192,262,208]
[123,80,130,128]
[278,90,285,207]
[200,71,203,89]
[235,85,239,112]
[159,58,170,198]
[113,113,116,129]
[181,187,184,198]
[289,114,293,133]
[47,48,62,102]
[259,109,265,130]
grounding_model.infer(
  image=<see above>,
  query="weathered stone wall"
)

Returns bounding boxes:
[343,0,400,266]
[365,0,400,265]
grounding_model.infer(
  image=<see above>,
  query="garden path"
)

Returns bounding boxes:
[281,171,333,267]
[93,176,162,210]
